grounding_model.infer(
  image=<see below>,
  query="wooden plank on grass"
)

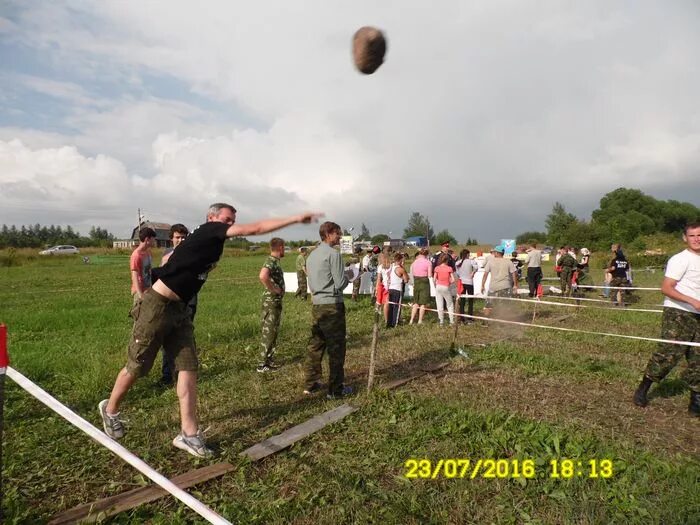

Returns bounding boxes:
[51,404,359,522]
[240,403,358,461]
[48,462,235,525]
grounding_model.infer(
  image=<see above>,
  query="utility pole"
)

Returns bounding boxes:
[426,216,430,249]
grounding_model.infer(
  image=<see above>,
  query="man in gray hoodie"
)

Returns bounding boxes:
[303,221,353,399]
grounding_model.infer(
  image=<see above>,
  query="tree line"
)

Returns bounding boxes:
[0,224,116,249]
[517,187,700,250]
[345,214,478,247]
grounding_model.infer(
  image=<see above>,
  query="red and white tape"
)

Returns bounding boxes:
[1,323,230,525]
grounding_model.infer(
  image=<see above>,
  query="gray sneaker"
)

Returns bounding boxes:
[173,431,214,458]
[98,399,125,439]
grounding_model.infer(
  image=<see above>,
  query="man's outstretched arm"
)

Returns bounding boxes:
[227,212,323,238]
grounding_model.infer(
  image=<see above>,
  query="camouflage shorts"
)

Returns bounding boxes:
[644,307,700,391]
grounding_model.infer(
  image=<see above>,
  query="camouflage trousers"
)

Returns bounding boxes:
[295,271,307,299]
[644,307,700,391]
[352,271,362,299]
[305,303,346,395]
[260,298,283,365]
[560,268,574,296]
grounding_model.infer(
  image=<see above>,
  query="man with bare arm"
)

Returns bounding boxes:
[99,203,322,457]
[633,222,700,416]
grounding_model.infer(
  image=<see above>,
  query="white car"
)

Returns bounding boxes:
[40,245,80,255]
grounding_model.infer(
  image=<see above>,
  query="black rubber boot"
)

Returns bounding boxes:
[633,376,653,407]
[689,391,700,417]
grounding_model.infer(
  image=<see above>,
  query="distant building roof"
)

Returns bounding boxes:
[129,221,172,247]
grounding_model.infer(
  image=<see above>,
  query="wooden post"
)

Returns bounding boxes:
[0,324,8,523]
[367,309,380,391]
[449,295,460,352]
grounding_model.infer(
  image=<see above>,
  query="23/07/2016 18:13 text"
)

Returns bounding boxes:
[404,458,614,479]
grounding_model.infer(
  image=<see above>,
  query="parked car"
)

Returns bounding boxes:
[40,245,80,255]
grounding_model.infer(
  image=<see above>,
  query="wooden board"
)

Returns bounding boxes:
[241,403,358,461]
[48,462,235,524]
[50,404,359,523]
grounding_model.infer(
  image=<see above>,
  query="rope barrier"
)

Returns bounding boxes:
[458,294,664,313]
[4,363,231,524]
[387,300,700,348]
[539,280,661,291]
[532,293,664,307]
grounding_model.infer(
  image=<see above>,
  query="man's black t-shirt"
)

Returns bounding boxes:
[156,222,228,302]
[432,251,456,271]
[609,255,629,278]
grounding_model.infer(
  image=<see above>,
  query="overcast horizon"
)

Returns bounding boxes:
[1,1,699,243]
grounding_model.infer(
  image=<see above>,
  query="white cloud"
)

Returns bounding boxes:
[2,1,700,240]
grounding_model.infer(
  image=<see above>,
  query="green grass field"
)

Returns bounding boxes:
[1,251,698,524]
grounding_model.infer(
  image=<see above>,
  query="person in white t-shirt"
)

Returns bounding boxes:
[633,222,700,416]
[456,249,478,323]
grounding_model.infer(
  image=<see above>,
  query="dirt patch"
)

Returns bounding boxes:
[411,364,699,457]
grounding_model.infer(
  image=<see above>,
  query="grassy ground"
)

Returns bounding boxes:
[1,251,698,524]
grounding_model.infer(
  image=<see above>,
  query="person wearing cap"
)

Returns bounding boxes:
[481,245,518,316]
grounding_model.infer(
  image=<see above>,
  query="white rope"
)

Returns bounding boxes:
[533,294,665,307]
[567,284,661,291]
[458,294,663,313]
[5,367,232,525]
[389,301,700,348]
[539,278,661,291]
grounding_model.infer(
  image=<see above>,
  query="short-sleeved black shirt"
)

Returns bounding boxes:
[157,222,228,303]
[609,255,629,278]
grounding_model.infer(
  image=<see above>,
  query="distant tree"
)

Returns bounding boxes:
[371,233,389,244]
[464,236,479,246]
[403,212,435,244]
[660,200,700,232]
[88,226,115,246]
[227,237,253,249]
[592,188,664,232]
[515,231,547,245]
[434,229,457,246]
[358,223,371,241]
[545,202,577,247]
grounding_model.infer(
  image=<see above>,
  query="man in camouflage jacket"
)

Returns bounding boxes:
[258,237,286,372]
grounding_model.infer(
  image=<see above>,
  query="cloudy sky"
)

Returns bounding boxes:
[1,1,699,242]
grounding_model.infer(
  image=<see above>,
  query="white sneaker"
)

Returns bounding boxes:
[173,430,213,458]
[98,399,125,439]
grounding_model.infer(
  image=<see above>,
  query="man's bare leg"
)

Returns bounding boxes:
[106,368,138,414]
[177,370,198,436]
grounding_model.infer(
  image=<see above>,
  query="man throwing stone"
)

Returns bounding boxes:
[99,203,322,457]
[633,222,700,416]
